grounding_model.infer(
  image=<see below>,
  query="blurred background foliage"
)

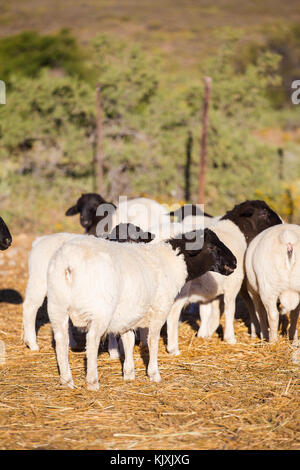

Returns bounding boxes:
[0,0,300,232]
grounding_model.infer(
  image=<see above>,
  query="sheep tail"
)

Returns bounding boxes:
[279,229,298,268]
[65,266,73,283]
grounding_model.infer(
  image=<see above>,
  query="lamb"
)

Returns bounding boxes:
[22,224,154,351]
[46,229,237,390]
[65,193,169,236]
[0,216,12,251]
[245,224,300,343]
[166,200,283,354]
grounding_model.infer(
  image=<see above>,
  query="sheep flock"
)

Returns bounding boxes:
[0,195,299,450]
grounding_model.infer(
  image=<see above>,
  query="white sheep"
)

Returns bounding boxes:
[22,228,152,354]
[108,197,169,234]
[245,224,300,343]
[166,219,247,354]
[166,200,283,353]
[146,216,223,349]
[46,230,236,390]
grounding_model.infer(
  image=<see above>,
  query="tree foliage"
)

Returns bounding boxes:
[0,29,88,83]
[1,30,298,231]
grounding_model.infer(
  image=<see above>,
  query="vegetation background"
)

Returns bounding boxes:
[0,0,300,233]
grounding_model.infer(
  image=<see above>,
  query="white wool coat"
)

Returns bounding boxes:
[245,223,300,342]
[166,219,247,354]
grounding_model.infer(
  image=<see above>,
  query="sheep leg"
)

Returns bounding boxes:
[208,298,221,337]
[139,327,148,347]
[279,314,289,336]
[68,322,78,350]
[121,330,136,381]
[23,288,47,350]
[22,300,40,351]
[247,286,268,341]
[223,294,237,344]
[86,321,105,391]
[289,307,300,346]
[198,302,212,338]
[241,281,261,339]
[147,319,164,382]
[51,312,74,389]
[262,298,279,343]
[108,333,121,359]
[166,297,187,356]
[118,335,125,356]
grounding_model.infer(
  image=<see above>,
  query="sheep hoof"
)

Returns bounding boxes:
[224,336,237,345]
[269,338,278,344]
[149,372,161,383]
[167,347,180,356]
[24,340,39,351]
[60,378,74,389]
[123,371,135,381]
[197,331,210,339]
[87,381,99,391]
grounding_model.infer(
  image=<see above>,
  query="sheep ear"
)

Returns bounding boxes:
[65,204,79,216]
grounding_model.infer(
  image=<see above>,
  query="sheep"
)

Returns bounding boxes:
[65,193,169,236]
[245,224,300,344]
[167,219,247,351]
[46,229,237,390]
[22,224,154,352]
[0,216,12,251]
[166,200,283,354]
[109,197,169,234]
[65,193,116,235]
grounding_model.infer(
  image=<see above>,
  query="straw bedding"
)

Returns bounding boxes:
[0,234,299,450]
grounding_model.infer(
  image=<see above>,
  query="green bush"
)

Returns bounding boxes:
[1,32,297,231]
[233,23,300,107]
[0,29,88,83]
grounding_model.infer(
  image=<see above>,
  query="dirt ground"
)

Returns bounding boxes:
[0,233,299,450]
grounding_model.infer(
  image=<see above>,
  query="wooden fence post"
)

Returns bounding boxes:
[185,131,193,202]
[96,82,104,195]
[197,76,212,205]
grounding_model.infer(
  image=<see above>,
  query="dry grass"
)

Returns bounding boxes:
[0,233,299,450]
